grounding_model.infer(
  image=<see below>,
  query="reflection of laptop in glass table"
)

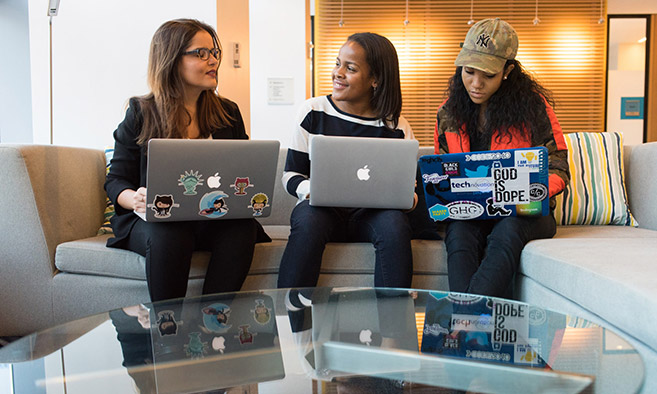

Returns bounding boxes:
[309,135,419,210]
[138,139,279,221]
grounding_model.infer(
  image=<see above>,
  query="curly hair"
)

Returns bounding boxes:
[443,60,555,146]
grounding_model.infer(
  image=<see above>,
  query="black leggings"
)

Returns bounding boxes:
[444,213,556,297]
[125,219,258,302]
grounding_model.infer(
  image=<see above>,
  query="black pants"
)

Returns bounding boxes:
[444,213,556,297]
[277,200,413,288]
[125,219,258,302]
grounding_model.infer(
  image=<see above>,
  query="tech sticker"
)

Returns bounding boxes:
[428,203,450,221]
[446,200,484,220]
[442,162,460,176]
[199,191,229,218]
[230,177,254,195]
[514,149,542,172]
[248,193,270,217]
[149,195,180,219]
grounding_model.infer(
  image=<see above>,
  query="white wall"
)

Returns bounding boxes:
[0,0,33,143]
[13,0,656,148]
[27,0,217,149]
[608,0,657,14]
[248,0,307,147]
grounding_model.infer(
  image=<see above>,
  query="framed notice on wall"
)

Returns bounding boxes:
[620,97,644,120]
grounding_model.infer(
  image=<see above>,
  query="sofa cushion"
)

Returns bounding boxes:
[554,132,637,226]
[55,234,446,285]
[520,238,657,352]
[555,225,657,239]
[55,235,210,281]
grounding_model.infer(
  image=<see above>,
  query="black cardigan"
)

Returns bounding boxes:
[104,97,270,248]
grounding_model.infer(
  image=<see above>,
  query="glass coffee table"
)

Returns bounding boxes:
[0,288,644,393]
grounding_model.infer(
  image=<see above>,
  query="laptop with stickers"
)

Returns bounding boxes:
[138,139,279,221]
[309,135,419,210]
[149,292,285,393]
[418,147,549,222]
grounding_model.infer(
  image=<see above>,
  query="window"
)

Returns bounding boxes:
[314,0,607,145]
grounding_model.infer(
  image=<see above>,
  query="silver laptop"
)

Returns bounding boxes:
[309,135,419,209]
[139,139,279,221]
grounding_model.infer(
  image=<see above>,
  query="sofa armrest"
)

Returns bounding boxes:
[0,144,106,336]
[625,142,657,231]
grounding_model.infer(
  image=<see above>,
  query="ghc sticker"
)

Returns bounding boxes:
[447,201,484,220]
[428,203,449,221]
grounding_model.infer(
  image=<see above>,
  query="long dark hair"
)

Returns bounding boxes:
[347,32,402,130]
[443,59,555,146]
[136,19,233,145]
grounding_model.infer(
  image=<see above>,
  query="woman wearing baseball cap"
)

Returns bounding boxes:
[435,18,570,297]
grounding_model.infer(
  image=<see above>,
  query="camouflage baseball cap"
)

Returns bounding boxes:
[454,18,518,74]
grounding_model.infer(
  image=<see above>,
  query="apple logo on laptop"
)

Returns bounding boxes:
[207,173,221,188]
[357,165,371,181]
[359,329,373,346]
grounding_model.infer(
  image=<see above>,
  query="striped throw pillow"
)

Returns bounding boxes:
[97,147,115,235]
[554,132,637,226]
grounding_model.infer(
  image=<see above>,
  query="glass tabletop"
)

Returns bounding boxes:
[0,288,644,393]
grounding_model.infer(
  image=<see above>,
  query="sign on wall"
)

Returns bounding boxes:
[620,97,644,119]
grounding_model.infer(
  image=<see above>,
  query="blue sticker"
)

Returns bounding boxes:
[428,203,450,221]
[202,303,232,333]
[199,191,229,218]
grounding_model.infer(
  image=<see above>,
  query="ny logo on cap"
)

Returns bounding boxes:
[476,34,491,48]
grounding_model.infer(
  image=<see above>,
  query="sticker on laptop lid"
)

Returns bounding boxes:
[202,303,232,333]
[178,170,204,195]
[231,177,254,195]
[428,202,450,221]
[422,172,449,184]
[199,191,229,218]
[156,310,180,336]
[492,162,530,205]
[236,325,255,345]
[149,195,180,219]
[447,200,484,220]
[252,299,272,324]
[515,149,543,173]
[486,197,512,217]
[185,332,208,359]
[248,193,270,217]
[442,162,460,176]
[529,183,548,201]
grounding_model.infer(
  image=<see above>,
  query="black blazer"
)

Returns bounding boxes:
[105,97,270,248]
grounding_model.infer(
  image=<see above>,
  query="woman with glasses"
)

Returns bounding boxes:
[435,19,570,297]
[105,19,269,302]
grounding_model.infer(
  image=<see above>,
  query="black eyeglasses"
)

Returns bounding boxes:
[182,47,221,61]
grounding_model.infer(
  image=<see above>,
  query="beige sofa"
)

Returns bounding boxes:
[1,141,656,392]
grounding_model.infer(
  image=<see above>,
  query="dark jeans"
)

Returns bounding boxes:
[444,213,557,297]
[125,219,258,302]
[277,200,413,288]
